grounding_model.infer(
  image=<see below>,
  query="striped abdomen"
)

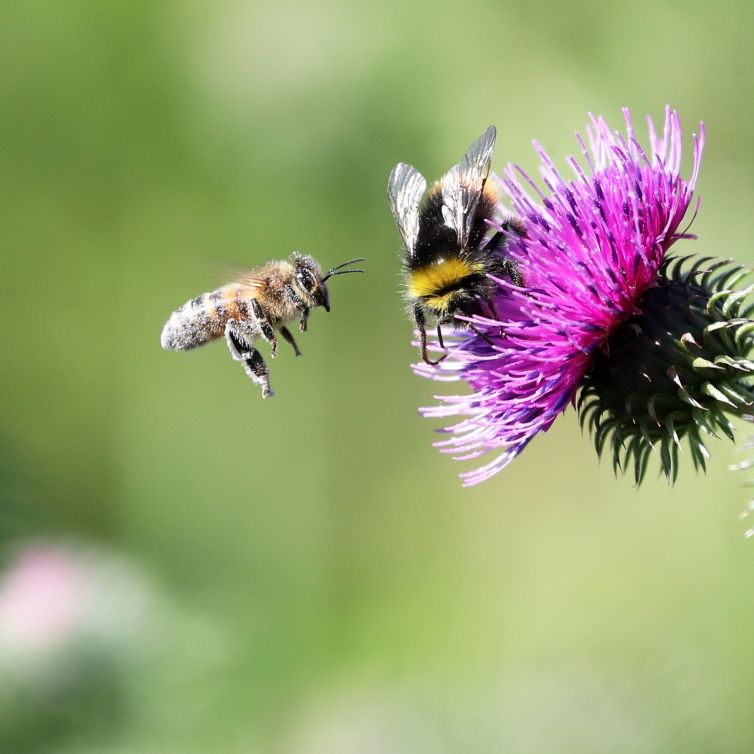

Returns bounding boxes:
[160,285,251,351]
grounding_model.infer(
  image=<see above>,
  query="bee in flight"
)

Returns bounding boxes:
[160,253,364,398]
[387,125,525,364]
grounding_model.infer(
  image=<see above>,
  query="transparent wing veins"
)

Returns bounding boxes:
[387,162,427,257]
[238,272,267,293]
[440,125,497,248]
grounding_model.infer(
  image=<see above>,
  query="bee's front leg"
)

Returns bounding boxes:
[298,308,309,333]
[284,283,309,332]
[250,299,278,358]
[499,257,523,287]
[225,321,273,398]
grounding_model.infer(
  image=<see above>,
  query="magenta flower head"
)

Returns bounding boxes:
[413,108,754,486]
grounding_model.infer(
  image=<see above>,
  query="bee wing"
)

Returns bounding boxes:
[387,162,427,257]
[440,125,496,248]
[238,271,268,293]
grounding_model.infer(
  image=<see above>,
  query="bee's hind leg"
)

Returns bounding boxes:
[242,350,273,399]
[224,321,248,361]
[225,321,273,398]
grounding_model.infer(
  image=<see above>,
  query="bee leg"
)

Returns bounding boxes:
[414,304,446,366]
[280,325,302,357]
[250,299,278,358]
[225,321,250,361]
[500,257,523,287]
[242,349,273,399]
[486,218,526,247]
[284,283,309,332]
[482,295,506,338]
[469,323,496,349]
[436,323,445,350]
[298,309,309,333]
[499,218,525,286]
[483,295,500,321]
[225,322,273,398]
[483,230,503,252]
[485,221,525,287]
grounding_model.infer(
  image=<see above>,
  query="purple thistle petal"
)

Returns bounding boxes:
[415,108,704,486]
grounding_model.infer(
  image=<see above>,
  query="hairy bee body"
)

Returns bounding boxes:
[161,261,300,352]
[160,253,364,398]
[406,180,510,321]
[388,126,524,364]
[161,284,250,351]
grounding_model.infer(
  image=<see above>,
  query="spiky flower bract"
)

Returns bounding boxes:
[579,256,754,484]
[416,108,721,486]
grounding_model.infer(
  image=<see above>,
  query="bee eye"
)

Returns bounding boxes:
[297,269,317,292]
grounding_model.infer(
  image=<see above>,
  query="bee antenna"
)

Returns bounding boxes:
[322,268,365,282]
[328,256,365,272]
[322,257,366,282]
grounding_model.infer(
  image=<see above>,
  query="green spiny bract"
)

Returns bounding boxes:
[578,255,754,484]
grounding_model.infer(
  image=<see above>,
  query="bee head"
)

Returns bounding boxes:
[291,252,329,311]
[291,252,365,312]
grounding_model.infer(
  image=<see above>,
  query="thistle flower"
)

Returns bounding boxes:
[417,108,754,487]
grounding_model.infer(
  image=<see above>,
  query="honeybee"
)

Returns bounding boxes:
[387,125,525,364]
[160,252,364,398]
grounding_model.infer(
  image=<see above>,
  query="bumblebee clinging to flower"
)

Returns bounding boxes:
[160,252,364,398]
[387,125,525,364]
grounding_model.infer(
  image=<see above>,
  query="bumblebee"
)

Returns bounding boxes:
[160,252,364,398]
[387,126,524,364]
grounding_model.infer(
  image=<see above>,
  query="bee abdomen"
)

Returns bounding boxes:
[160,288,239,351]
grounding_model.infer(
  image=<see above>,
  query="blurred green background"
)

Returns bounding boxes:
[2,0,753,752]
